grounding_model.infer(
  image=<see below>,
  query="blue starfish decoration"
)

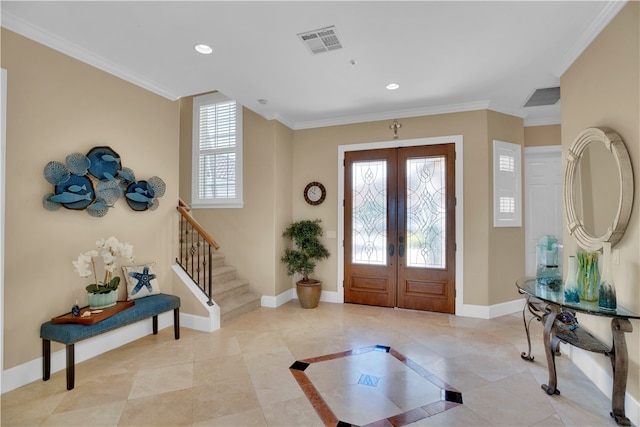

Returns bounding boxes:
[128,266,156,295]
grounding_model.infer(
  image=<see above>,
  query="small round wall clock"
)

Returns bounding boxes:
[304,181,326,205]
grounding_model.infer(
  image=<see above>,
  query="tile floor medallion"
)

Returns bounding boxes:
[290,345,463,426]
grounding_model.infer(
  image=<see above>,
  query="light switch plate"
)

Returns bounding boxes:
[612,249,620,264]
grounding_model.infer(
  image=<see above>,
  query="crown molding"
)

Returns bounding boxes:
[553,0,628,77]
[523,116,561,127]
[260,111,295,130]
[1,11,179,101]
[487,102,528,119]
[288,101,492,130]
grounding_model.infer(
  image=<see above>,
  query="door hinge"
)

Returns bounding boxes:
[455,243,457,251]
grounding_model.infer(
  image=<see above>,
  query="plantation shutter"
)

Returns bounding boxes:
[192,92,243,208]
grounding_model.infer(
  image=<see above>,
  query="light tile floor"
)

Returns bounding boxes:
[1,301,619,426]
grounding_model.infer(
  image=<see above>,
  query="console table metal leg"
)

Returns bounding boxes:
[521,296,543,361]
[610,318,632,426]
[541,303,560,395]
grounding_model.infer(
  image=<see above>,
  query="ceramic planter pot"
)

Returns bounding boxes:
[88,289,118,309]
[296,280,321,309]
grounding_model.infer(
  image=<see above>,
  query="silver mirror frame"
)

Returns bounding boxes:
[564,127,634,251]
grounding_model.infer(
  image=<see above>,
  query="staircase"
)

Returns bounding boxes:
[207,252,262,324]
[177,200,261,325]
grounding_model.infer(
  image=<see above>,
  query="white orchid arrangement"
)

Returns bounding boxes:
[73,236,135,294]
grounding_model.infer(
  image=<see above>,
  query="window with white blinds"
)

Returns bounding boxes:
[192,92,243,208]
[492,140,522,227]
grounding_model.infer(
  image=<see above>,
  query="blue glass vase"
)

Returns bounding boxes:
[597,242,617,310]
[563,256,580,303]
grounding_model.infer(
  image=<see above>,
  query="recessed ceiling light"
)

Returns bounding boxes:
[194,44,213,55]
[386,83,400,90]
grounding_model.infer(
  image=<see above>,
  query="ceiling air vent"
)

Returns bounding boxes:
[297,25,343,55]
[523,87,561,107]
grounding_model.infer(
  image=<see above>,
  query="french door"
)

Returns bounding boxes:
[344,144,456,313]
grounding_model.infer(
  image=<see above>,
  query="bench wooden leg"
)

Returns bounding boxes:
[42,339,51,381]
[174,308,180,340]
[66,344,75,390]
[153,315,158,334]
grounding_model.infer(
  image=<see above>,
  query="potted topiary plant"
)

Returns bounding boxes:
[281,219,330,308]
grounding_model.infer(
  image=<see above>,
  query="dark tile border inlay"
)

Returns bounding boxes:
[442,389,464,404]
[289,345,463,427]
[289,360,310,371]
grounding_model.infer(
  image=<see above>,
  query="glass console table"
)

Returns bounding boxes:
[516,277,639,426]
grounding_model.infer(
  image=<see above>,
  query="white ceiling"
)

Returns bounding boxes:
[1,1,626,129]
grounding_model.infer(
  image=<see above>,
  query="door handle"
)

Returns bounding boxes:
[388,244,394,257]
[398,236,405,257]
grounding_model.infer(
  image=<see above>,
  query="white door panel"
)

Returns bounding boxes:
[525,147,563,277]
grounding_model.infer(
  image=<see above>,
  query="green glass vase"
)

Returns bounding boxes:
[577,250,599,302]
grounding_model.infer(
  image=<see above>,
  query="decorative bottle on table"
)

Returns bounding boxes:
[71,299,81,317]
[597,242,617,310]
[577,250,599,302]
[563,256,580,303]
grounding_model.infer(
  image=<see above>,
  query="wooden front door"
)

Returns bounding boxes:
[344,144,456,313]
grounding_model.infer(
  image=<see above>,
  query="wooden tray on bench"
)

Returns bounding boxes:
[51,301,135,325]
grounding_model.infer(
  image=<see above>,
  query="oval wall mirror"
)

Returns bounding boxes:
[564,127,634,251]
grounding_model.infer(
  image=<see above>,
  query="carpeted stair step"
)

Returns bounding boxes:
[211,278,251,301]
[211,266,237,284]
[219,291,262,324]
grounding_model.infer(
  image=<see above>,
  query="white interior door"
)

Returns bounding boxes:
[525,146,563,276]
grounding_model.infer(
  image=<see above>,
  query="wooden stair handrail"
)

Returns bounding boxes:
[177,205,220,250]
[178,197,191,211]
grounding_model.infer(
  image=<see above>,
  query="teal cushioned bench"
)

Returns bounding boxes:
[40,293,180,390]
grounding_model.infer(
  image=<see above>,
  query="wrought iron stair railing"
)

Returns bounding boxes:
[176,199,219,306]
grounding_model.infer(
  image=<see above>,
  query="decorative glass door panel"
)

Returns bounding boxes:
[352,160,387,266]
[405,156,446,269]
[345,144,455,313]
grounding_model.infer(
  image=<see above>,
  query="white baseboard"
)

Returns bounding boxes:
[180,312,217,332]
[561,343,639,426]
[1,311,175,394]
[456,297,524,319]
[261,289,294,307]
[263,287,343,307]
[319,289,343,303]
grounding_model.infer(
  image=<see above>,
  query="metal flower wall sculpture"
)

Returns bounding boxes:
[43,146,166,217]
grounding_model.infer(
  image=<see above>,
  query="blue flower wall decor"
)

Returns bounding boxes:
[43,146,165,217]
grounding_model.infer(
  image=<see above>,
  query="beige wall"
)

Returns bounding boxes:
[561,1,639,400]
[487,110,525,304]
[180,106,294,298]
[1,29,180,370]
[524,124,561,147]
[292,110,524,306]
[181,106,525,307]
